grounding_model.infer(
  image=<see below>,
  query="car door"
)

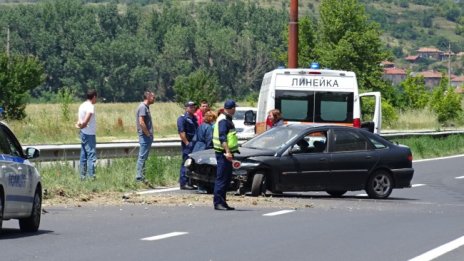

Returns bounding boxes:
[328,129,379,190]
[0,125,31,215]
[278,131,330,191]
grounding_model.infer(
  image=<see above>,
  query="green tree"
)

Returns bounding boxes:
[0,53,44,120]
[173,69,219,108]
[400,74,430,109]
[430,75,462,124]
[279,16,317,67]
[456,16,464,35]
[316,0,390,92]
[57,87,75,122]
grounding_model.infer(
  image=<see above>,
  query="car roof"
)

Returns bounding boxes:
[282,123,360,132]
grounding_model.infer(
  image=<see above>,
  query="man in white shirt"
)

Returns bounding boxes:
[76,90,97,180]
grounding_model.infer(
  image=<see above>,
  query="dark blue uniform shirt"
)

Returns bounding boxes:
[177,112,198,142]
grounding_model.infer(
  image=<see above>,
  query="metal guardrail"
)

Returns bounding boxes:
[26,130,464,162]
[29,141,181,162]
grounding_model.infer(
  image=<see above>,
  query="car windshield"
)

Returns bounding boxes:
[242,126,301,151]
[233,110,246,120]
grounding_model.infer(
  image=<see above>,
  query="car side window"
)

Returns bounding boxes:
[0,127,11,154]
[333,130,369,152]
[367,136,387,149]
[293,131,327,154]
[0,126,22,157]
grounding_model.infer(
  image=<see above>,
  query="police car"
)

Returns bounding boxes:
[0,121,42,233]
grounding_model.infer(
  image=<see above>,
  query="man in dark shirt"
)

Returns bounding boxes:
[177,101,199,190]
[135,91,155,182]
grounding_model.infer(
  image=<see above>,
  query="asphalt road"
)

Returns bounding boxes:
[1,155,463,261]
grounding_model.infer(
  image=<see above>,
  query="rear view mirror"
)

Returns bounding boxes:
[244,110,256,125]
[25,147,40,159]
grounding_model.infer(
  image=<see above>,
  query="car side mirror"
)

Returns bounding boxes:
[25,147,40,159]
[244,110,256,125]
[361,121,375,133]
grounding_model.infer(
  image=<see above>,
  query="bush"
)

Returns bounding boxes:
[0,53,44,120]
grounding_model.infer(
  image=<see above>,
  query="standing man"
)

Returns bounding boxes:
[76,89,98,180]
[135,90,155,182]
[212,99,239,210]
[194,100,209,125]
[177,101,198,190]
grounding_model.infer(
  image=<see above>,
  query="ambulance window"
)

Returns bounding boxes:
[275,90,314,122]
[315,92,353,123]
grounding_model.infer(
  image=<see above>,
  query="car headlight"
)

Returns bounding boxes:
[184,158,193,168]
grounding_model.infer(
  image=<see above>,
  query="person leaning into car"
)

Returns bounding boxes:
[212,99,239,211]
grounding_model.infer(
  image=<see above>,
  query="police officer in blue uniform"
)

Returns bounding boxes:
[177,101,199,190]
[212,100,239,210]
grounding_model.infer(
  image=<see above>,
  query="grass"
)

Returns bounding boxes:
[393,108,441,131]
[39,154,181,201]
[6,102,184,144]
[387,135,464,160]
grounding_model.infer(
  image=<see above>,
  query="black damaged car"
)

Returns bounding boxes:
[185,124,414,199]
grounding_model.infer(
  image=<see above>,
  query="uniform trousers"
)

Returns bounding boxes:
[213,152,232,206]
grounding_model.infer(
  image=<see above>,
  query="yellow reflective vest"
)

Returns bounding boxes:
[213,113,239,153]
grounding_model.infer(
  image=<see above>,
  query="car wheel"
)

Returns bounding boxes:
[251,173,266,197]
[326,190,347,197]
[19,188,41,232]
[366,170,393,199]
[0,190,4,232]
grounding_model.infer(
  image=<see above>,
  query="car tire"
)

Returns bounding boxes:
[251,173,266,197]
[366,170,393,199]
[0,190,4,232]
[19,188,41,232]
[326,190,347,197]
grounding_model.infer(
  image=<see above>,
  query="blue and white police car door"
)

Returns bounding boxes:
[0,127,31,215]
[1,155,27,214]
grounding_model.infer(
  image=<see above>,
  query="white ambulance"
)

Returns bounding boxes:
[250,64,381,135]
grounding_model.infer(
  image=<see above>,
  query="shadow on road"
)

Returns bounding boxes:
[257,192,418,202]
[0,229,54,240]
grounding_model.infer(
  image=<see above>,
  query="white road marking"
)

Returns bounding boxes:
[141,232,188,241]
[356,193,367,197]
[455,176,464,179]
[413,154,464,163]
[137,187,180,195]
[411,184,426,187]
[408,235,464,261]
[263,210,295,216]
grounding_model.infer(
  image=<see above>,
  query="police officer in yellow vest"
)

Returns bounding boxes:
[212,99,239,210]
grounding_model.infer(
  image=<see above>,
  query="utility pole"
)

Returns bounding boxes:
[288,0,298,68]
